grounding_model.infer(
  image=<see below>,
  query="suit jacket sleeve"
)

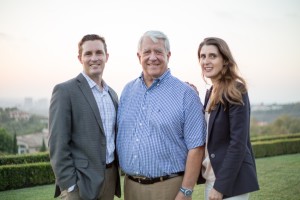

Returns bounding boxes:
[49,83,77,191]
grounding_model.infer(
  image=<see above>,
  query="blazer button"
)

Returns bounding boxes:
[211,154,215,158]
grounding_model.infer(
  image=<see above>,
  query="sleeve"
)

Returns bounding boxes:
[48,83,77,190]
[183,87,206,149]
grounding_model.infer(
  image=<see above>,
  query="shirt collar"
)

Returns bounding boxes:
[139,69,171,85]
[81,72,109,92]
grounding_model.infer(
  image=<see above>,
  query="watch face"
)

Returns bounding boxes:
[186,190,192,196]
[180,187,193,197]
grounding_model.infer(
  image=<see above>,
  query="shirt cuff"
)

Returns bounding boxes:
[67,184,76,192]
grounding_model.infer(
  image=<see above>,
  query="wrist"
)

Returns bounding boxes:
[180,186,193,197]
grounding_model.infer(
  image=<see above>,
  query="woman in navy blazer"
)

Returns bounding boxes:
[197,37,259,200]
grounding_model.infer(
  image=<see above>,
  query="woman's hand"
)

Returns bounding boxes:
[186,82,199,95]
[209,188,223,200]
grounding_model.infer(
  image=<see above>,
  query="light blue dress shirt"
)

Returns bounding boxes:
[117,69,206,178]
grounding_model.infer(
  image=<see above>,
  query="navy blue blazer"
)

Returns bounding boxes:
[198,88,259,198]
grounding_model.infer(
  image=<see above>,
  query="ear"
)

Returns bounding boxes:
[137,52,142,64]
[166,51,171,62]
[105,53,109,63]
[78,55,82,64]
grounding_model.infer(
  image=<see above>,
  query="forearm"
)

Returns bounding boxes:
[181,146,204,189]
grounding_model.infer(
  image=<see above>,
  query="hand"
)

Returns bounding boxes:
[208,188,223,200]
[185,82,199,95]
[175,191,192,200]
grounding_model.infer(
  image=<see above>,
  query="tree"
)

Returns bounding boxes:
[0,127,13,153]
[251,115,300,135]
[40,138,47,152]
[13,133,18,154]
[272,115,300,134]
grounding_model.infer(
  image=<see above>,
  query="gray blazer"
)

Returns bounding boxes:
[49,73,121,200]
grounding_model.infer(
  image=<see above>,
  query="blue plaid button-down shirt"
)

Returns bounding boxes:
[117,69,206,177]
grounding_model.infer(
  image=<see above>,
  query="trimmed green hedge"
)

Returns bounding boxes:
[0,137,300,191]
[0,152,49,165]
[251,133,300,143]
[252,138,300,158]
[0,162,55,191]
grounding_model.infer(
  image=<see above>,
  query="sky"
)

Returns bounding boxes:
[0,0,300,105]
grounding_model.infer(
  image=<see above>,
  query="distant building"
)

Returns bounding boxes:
[31,98,49,117]
[9,110,31,121]
[24,97,33,111]
[17,128,49,154]
[251,103,283,111]
[0,97,49,117]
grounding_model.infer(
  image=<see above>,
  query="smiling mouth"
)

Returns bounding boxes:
[204,67,213,72]
[147,63,159,67]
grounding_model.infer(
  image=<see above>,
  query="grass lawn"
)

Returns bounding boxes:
[0,153,299,200]
[251,153,300,200]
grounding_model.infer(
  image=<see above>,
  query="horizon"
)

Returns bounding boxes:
[1,96,299,108]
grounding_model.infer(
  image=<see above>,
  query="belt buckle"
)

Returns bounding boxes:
[132,175,147,183]
[133,175,147,179]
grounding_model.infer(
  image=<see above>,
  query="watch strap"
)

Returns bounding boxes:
[180,186,193,197]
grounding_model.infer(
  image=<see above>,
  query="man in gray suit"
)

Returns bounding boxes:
[49,34,121,200]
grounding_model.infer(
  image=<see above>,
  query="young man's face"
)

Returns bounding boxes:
[78,40,109,79]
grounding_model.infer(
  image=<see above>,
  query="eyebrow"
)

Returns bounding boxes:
[200,52,217,56]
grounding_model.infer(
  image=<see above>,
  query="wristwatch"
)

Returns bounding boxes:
[180,187,193,197]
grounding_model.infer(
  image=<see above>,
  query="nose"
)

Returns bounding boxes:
[91,54,99,61]
[149,52,157,61]
[202,57,210,65]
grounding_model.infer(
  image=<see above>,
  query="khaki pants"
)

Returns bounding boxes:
[60,164,117,200]
[124,175,183,200]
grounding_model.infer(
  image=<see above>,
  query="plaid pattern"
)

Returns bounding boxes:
[117,69,206,177]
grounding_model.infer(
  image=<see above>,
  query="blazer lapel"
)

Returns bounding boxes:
[107,88,119,144]
[108,88,118,113]
[76,73,105,135]
[208,103,221,141]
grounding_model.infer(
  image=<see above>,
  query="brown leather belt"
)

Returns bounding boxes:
[127,171,184,184]
[106,161,114,168]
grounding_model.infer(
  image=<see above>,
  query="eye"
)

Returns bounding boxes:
[199,54,205,59]
[209,54,217,59]
[96,50,104,55]
[84,51,92,56]
[155,50,163,55]
[142,50,150,55]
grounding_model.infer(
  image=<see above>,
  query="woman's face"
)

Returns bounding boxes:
[199,45,225,83]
